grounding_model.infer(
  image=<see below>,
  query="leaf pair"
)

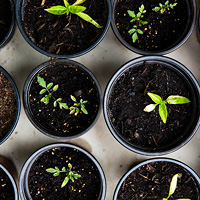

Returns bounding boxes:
[46,163,81,188]
[152,1,177,14]
[163,173,190,200]
[70,95,88,115]
[144,92,190,124]
[45,0,102,28]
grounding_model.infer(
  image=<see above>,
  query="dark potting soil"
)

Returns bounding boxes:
[0,0,12,43]
[108,62,193,150]
[22,0,108,55]
[115,0,188,51]
[0,71,17,140]
[0,167,15,200]
[29,63,100,137]
[117,161,199,199]
[28,147,101,200]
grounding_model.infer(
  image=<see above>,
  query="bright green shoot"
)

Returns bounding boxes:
[45,0,102,28]
[127,5,148,43]
[46,163,81,188]
[152,1,177,14]
[144,92,190,124]
[163,173,191,200]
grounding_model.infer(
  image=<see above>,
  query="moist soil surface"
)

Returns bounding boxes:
[23,0,108,55]
[114,0,188,51]
[117,161,199,199]
[0,167,15,199]
[29,63,100,137]
[0,71,17,141]
[28,147,101,200]
[108,62,193,150]
[0,0,12,43]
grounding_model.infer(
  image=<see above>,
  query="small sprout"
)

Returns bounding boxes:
[46,163,81,188]
[127,5,148,43]
[163,173,191,200]
[153,1,177,14]
[45,0,102,28]
[144,92,190,124]
[70,95,88,116]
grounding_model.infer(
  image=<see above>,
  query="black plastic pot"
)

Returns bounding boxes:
[0,66,20,145]
[19,143,106,200]
[0,0,15,48]
[103,56,200,156]
[15,0,111,58]
[0,156,18,199]
[23,59,102,140]
[111,0,196,55]
[114,158,200,200]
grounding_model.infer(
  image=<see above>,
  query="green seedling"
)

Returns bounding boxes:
[163,173,190,200]
[46,163,81,188]
[70,95,88,116]
[45,0,102,28]
[127,4,148,43]
[152,1,177,14]
[144,92,190,124]
[37,76,68,110]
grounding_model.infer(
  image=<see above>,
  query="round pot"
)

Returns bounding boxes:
[0,158,18,199]
[23,59,102,139]
[103,56,200,156]
[0,0,15,48]
[15,0,111,58]
[114,158,200,200]
[111,0,196,55]
[19,143,106,200]
[0,66,20,145]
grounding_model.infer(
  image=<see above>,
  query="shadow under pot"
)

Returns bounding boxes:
[0,161,18,200]
[16,0,111,58]
[0,66,20,145]
[19,143,106,200]
[0,0,15,48]
[23,59,102,139]
[111,0,196,55]
[104,56,200,156]
[114,158,200,200]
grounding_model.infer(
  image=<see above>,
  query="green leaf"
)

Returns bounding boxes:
[73,0,86,5]
[73,174,81,179]
[55,166,59,171]
[45,6,68,15]
[62,167,66,172]
[165,1,169,5]
[70,107,76,114]
[128,28,136,34]
[70,95,77,102]
[159,3,163,7]
[153,7,160,12]
[68,163,72,169]
[61,176,69,188]
[46,168,57,173]
[127,10,135,18]
[159,103,168,124]
[53,84,59,92]
[130,18,136,22]
[137,29,143,34]
[41,97,46,103]
[47,83,53,89]
[161,8,164,13]
[37,76,46,88]
[63,0,69,7]
[136,13,141,18]
[69,5,86,14]
[54,101,57,107]
[40,89,47,94]
[59,103,68,109]
[45,96,49,104]
[57,98,62,102]
[144,104,157,112]
[81,106,88,114]
[166,96,190,104]
[147,92,163,104]
[141,21,148,25]
[75,107,79,114]
[69,171,73,176]
[132,32,138,43]
[53,172,60,176]
[76,12,103,28]
[83,100,88,104]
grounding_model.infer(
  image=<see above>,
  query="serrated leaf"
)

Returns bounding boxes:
[137,29,143,34]
[46,168,57,173]
[166,96,190,104]
[53,172,60,176]
[40,89,47,94]
[53,84,59,92]
[37,76,46,88]
[81,107,88,114]
[73,0,86,5]
[63,0,69,7]
[132,32,138,43]
[47,82,53,89]
[54,101,57,107]
[68,163,72,169]
[69,5,86,14]
[147,92,163,104]
[127,10,135,18]
[61,176,69,188]
[144,104,157,112]
[159,103,167,124]
[45,6,68,15]
[76,12,102,28]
